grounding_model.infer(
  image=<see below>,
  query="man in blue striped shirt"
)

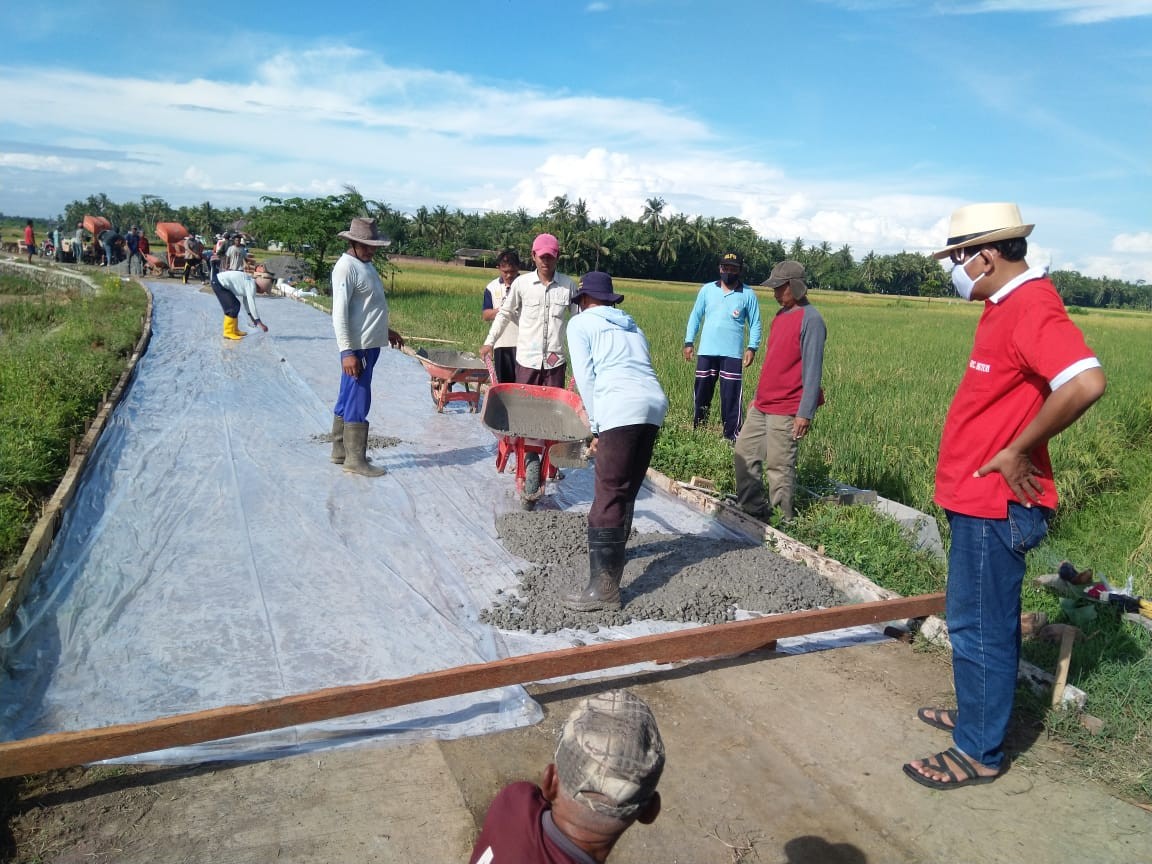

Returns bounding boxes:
[683,251,762,441]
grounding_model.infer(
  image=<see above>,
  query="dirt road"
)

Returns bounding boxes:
[7,640,1150,864]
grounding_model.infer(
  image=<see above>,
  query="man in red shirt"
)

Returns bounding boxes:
[904,203,1105,790]
[469,690,664,864]
[23,220,36,263]
[734,260,826,522]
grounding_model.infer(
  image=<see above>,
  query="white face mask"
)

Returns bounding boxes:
[951,251,987,301]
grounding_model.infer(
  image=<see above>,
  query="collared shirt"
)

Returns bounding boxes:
[934,269,1101,518]
[484,269,579,369]
[684,281,762,358]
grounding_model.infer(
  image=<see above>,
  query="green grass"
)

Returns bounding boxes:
[0,272,148,574]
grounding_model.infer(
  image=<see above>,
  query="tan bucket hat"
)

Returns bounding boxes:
[338,217,392,247]
[933,203,1033,260]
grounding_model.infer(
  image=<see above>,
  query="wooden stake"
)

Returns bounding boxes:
[0,592,943,778]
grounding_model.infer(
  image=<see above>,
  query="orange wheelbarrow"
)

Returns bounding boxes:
[480,357,591,509]
[413,348,491,413]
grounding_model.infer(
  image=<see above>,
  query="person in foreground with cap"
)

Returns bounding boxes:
[329,217,404,477]
[469,689,664,864]
[904,203,1105,790]
[480,249,522,383]
[212,266,274,340]
[563,273,668,612]
[733,260,825,523]
[683,251,762,442]
[481,233,580,492]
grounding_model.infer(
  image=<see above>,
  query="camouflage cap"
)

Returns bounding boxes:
[554,690,665,820]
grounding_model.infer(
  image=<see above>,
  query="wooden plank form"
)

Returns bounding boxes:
[0,592,943,778]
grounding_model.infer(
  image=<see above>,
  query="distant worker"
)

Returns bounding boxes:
[565,273,668,612]
[734,260,826,523]
[212,267,272,340]
[481,249,522,383]
[98,227,120,268]
[125,227,145,275]
[182,234,204,284]
[23,220,35,263]
[329,218,404,477]
[683,251,762,441]
[903,203,1104,790]
[225,233,247,271]
[73,223,86,264]
[469,689,664,864]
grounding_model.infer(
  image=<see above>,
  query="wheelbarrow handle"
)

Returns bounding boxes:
[483,353,498,384]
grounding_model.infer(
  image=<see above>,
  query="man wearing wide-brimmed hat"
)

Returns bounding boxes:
[328,217,404,477]
[903,203,1105,791]
[563,272,668,612]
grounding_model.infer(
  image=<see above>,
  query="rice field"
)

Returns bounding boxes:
[386,260,1151,546]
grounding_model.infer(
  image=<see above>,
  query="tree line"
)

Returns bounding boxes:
[21,190,1151,309]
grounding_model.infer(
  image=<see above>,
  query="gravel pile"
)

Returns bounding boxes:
[483,510,845,633]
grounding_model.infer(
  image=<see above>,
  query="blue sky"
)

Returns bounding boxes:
[2,0,1149,280]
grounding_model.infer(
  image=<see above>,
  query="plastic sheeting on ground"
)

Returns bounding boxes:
[1,282,783,764]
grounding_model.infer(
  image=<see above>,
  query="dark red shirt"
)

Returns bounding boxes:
[469,782,597,864]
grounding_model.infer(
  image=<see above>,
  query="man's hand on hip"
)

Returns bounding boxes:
[976,448,1044,505]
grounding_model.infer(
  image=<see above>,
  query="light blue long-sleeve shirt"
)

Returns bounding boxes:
[566,306,668,435]
[684,281,762,358]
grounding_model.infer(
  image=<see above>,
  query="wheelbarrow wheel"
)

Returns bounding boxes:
[523,456,542,497]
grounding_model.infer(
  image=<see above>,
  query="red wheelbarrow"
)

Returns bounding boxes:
[479,367,591,510]
[412,348,491,413]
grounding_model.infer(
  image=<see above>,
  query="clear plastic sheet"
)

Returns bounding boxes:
[0,282,773,764]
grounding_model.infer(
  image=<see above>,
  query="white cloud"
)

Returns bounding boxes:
[586,2,611,11]
[0,47,1147,283]
[961,1,1152,24]
[1113,232,1152,254]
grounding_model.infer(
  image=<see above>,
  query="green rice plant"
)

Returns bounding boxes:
[0,272,147,570]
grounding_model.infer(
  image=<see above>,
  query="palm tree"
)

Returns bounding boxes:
[640,197,666,234]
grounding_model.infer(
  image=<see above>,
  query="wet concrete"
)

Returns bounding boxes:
[308,433,402,449]
[482,511,845,632]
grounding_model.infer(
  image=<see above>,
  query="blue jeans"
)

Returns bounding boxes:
[333,347,380,424]
[946,503,1050,770]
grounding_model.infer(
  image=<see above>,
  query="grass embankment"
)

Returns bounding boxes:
[0,270,148,574]
[376,259,1151,802]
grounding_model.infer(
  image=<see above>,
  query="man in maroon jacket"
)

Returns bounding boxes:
[468,690,664,864]
[734,260,826,522]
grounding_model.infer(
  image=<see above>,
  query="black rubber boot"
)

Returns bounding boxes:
[564,527,629,612]
[623,501,636,537]
[329,415,345,464]
[342,422,386,477]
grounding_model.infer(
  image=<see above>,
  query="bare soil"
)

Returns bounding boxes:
[4,640,1150,864]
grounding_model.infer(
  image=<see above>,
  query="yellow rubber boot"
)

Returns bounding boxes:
[223,316,246,340]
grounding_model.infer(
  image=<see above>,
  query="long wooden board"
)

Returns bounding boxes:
[0,593,943,778]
